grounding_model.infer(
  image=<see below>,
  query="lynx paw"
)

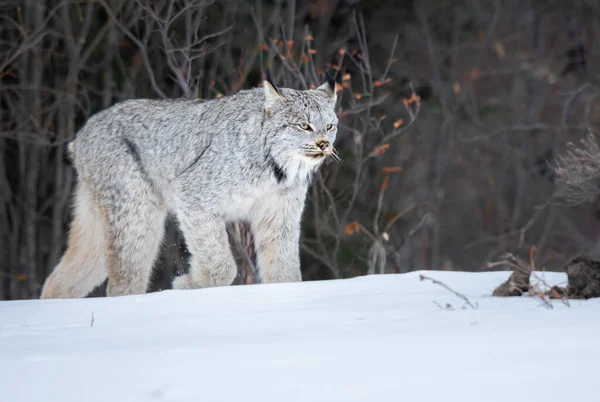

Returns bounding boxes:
[172,274,194,290]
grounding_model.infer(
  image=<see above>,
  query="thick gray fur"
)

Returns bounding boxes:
[40,78,338,298]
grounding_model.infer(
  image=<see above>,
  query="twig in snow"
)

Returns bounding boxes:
[433,300,454,310]
[420,274,478,309]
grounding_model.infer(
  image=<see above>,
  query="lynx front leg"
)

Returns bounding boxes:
[251,189,306,283]
[173,211,237,289]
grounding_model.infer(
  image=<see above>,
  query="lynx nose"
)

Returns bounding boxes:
[316,139,330,151]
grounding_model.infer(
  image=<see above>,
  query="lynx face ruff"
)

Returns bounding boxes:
[41,77,338,298]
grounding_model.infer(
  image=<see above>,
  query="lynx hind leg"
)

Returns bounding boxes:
[173,212,236,290]
[100,175,167,297]
[41,183,108,299]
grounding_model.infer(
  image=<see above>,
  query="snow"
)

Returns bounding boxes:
[1,270,599,402]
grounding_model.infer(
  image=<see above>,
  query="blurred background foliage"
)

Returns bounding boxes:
[2,0,600,299]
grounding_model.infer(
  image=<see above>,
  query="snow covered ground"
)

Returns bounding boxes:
[1,270,599,402]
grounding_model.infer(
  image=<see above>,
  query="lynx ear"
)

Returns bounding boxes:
[263,70,283,115]
[316,71,337,103]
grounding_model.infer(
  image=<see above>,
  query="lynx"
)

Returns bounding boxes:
[40,75,338,298]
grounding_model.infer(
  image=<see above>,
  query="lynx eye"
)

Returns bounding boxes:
[326,124,334,130]
[299,122,312,131]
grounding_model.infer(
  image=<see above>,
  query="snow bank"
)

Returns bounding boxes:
[1,271,598,402]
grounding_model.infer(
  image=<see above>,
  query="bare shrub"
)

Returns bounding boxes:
[554,132,600,205]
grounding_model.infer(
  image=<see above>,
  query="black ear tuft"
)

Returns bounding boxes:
[315,70,338,101]
[325,70,337,92]
[265,68,281,95]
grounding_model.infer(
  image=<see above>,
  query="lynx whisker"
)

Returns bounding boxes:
[330,147,344,165]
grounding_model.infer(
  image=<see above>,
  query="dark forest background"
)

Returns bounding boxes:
[2,0,600,300]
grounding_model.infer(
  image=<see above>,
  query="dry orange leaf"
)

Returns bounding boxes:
[301,53,309,64]
[494,42,505,59]
[381,175,390,191]
[259,43,269,51]
[309,49,317,54]
[316,66,323,74]
[453,82,461,94]
[16,273,28,281]
[305,34,314,41]
[342,73,351,81]
[279,55,286,60]
[338,48,346,56]
[336,83,343,92]
[342,81,351,88]
[354,92,362,99]
[374,80,383,87]
[384,78,392,83]
[382,166,403,173]
[393,119,404,129]
[309,83,317,89]
[375,144,390,155]
[403,92,421,107]
[215,93,223,98]
[345,221,360,235]
[287,40,294,49]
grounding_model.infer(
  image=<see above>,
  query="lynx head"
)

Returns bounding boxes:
[262,73,338,183]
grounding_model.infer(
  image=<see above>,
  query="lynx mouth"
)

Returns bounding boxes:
[303,152,327,160]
